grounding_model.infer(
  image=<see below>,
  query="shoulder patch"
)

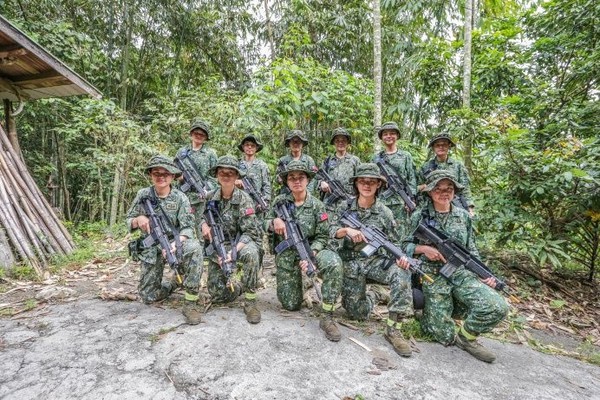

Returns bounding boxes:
[244,208,255,216]
[319,212,328,221]
[165,202,177,211]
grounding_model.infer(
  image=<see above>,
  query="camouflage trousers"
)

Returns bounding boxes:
[206,241,260,304]
[341,254,413,321]
[138,239,202,303]
[422,267,509,345]
[387,203,411,240]
[275,249,343,311]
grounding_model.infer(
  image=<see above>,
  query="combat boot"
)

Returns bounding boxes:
[243,293,261,324]
[366,284,391,305]
[454,330,496,363]
[182,292,201,325]
[384,313,412,357]
[319,312,341,342]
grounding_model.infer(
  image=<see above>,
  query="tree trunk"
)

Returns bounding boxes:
[462,0,474,174]
[264,0,275,63]
[119,0,134,111]
[108,159,124,227]
[3,100,22,161]
[373,0,382,145]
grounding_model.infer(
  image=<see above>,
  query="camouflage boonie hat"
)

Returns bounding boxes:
[284,130,309,147]
[377,122,401,139]
[330,127,352,145]
[238,134,264,152]
[145,155,182,177]
[428,132,456,148]
[278,160,316,182]
[348,163,387,186]
[189,120,211,140]
[209,155,245,177]
[423,170,463,193]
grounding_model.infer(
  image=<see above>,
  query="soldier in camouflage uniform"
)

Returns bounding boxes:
[126,155,202,325]
[372,122,418,239]
[235,134,271,265]
[418,132,475,217]
[175,120,218,237]
[329,163,414,357]
[274,130,318,195]
[200,155,262,324]
[402,170,508,362]
[317,128,361,210]
[267,160,344,342]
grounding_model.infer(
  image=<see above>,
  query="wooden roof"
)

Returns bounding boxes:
[0,15,101,101]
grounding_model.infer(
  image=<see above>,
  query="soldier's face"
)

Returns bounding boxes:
[430,179,455,206]
[433,140,450,158]
[286,172,308,193]
[355,178,382,197]
[333,136,349,151]
[289,138,304,151]
[217,168,239,185]
[381,130,398,145]
[191,129,208,146]
[242,141,257,156]
[149,167,174,190]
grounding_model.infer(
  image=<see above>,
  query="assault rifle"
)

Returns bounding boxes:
[339,210,433,283]
[375,160,417,212]
[414,221,517,300]
[316,169,353,207]
[204,201,236,290]
[140,195,183,284]
[174,149,210,200]
[241,177,269,212]
[273,201,322,300]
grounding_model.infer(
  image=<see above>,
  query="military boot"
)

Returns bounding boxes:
[366,284,391,305]
[182,292,202,325]
[454,329,496,363]
[243,294,261,324]
[384,314,412,357]
[319,312,341,342]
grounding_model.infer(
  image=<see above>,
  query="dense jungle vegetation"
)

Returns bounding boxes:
[0,0,598,283]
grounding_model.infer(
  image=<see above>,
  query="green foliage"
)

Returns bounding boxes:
[9,265,37,281]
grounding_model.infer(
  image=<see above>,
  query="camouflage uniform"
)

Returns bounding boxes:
[419,133,474,208]
[372,122,418,239]
[329,198,413,321]
[200,156,261,305]
[275,130,318,195]
[176,120,218,236]
[267,161,343,313]
[403,171,508,346]
[318,128,361,210]
[126,161,201,304]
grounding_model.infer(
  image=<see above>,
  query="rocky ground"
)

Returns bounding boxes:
[0,236,599,399]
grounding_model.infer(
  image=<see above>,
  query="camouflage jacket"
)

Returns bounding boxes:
[238,157,272,208]
[318,153,361,196]
[267,192,332,253]
[372,150,417,207]
[275,153,318,194]
[403,202,479,267]
[329,198,401,259]
[126,186,195,240]
[419,157,474,207]
[176,144,218,205]
[199,187,261,246]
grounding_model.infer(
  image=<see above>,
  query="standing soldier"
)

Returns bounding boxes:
[329,163,414,357]
[418,132,475,217]
[274,130,318,195]
[372,122,418,239]
[200,155,262,324]
[234,134,271,265]
[402,170,508,362]
[267,160,344,342]
[317,127,361,210]
[126,155,203,325]
[175,120,218,235]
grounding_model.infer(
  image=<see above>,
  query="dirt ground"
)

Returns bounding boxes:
[1,237,599,399]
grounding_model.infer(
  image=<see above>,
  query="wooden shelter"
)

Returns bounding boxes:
[0,15,101,273]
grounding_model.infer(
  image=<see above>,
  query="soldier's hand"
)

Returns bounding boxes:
[320,181,331,193]
[396,256,410,270]
[468,206,476,218]
[481,276,497,289]
[134,215,151,234]
[421,246,446,263]
[299,259,309,274]
[346,228,366,244]
[273,218,287,238]
[201,223,212,242]
[234,179,244,189]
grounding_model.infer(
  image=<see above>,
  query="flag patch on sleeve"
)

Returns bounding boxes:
[244,208,255,216]
[320,212,328,221]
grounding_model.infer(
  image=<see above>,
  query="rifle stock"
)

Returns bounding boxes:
[241,177,269,212]
[375,161,417,212]
[316,169,353,207]
[174,150,209,199]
